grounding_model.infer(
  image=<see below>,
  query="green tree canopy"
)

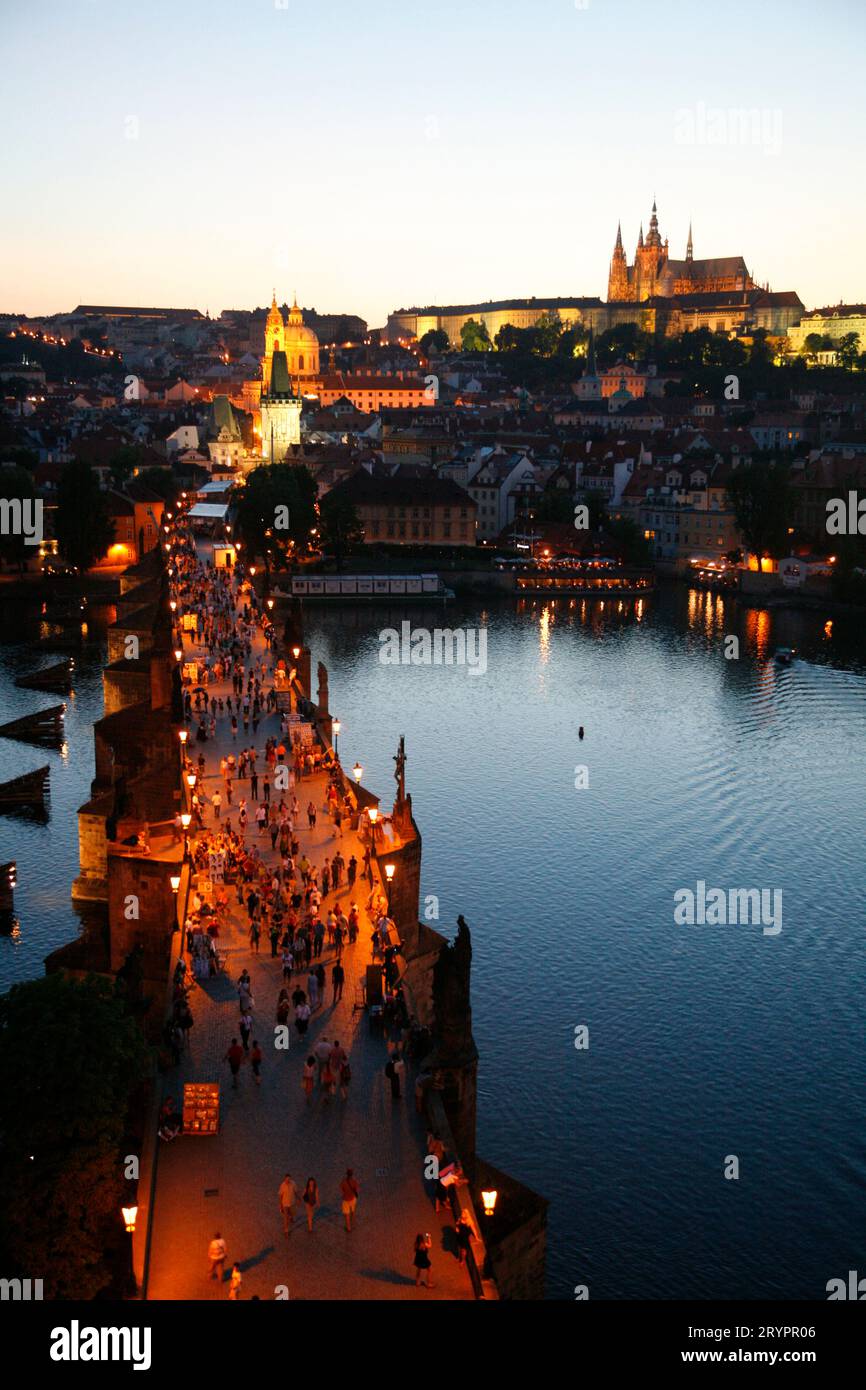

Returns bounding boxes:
[0,972,151,1299]
[836,332,861,371]
[460,318,492,352]
[319,487,363,569]
[55,457,114,571]
[419,328,449,354]
[233,462,318,573]
[726,461,791,566]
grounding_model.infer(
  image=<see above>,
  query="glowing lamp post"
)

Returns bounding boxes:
[170,874,181,895]
[292,645,301,660]
[267,598,274,612]
[332,718,341,756]
[384,860,395,908]
[174,648,183,663]
[186,772,197,791]
[170,599,177,613]
[353,762,363,784]
[122,1205,138,1233]
[481,1190,498,1218]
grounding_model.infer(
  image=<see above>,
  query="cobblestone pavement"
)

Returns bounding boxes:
[146,577,472,1300]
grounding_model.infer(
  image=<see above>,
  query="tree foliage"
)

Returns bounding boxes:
[54,457,115,571]
[726,461,791,564]
[319,487,363,569]
[233,462,318,572]
[0,972,151,1299]
[460,318,491,352]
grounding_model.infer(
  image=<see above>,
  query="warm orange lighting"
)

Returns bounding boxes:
[180,813,191,829]
[170,599,177,611]
[174,648,182,662]
[178,729,188,744]
[170,874,181,894]
[292,645,301,659]
[267,598,274,610]
[384,862,395,882]
[249,565,256,577]
[368,807,378,825]
[122,1205,138,1232]
[481,1190,498,1216]
[186,773,197,789]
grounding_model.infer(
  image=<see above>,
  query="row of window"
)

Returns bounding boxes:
[367,521,470,540]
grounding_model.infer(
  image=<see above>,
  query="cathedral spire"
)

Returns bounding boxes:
[615,220,623,251]
[686,221,693,262]
[638,222,644,249]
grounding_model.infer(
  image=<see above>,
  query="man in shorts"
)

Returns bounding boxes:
[340,1168,360,1232]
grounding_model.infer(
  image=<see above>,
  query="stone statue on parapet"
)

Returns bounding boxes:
[431,915,476,1062]
[316,661,329,714]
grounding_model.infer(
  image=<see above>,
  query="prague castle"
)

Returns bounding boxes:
[607,200,753,301]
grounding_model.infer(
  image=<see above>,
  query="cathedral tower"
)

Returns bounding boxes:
[607,221,630,301]
[259,348,301,462]
[262,292,285,393]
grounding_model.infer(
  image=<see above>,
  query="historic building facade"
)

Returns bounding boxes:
[608,201,754,302]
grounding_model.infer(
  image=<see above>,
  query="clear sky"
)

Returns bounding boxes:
[2,0,864,324]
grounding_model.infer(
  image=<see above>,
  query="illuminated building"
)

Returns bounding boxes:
[608,201,754,301]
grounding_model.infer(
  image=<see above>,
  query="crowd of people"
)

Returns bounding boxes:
[158,523,476,1296]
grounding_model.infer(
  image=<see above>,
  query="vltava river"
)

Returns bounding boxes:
[2,584,864,1300]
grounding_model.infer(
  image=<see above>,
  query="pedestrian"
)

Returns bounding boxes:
[228,1263,242,1300]
[339,1056,351,1101]
[347,855,357,888]
[279,1172,298,1235]
[303,1177,318,1232]
[340,1169,360,1232]
[455,1209,473,1265]
[302,1055,316,1103]
[239,1011,252,1052]
[333,961,345,1001]
[315,961,326,1004]
[314,1035,331,1081]
[413,1232,433,1289]
[294,998,311,1039]
[320,1059,335,1098]
[250,1039,263,1085]
[208,1231,227,1281]
[224,1037,244,1088]
[307,801,316,830]
[212,789,222,819]
[385,1051,402,1099]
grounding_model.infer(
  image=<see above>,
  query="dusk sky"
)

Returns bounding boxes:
[3,0,864,324]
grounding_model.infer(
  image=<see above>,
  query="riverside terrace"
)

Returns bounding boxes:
[144,552,482,1300]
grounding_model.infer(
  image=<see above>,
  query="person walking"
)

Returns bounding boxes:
[228,1263,242,1300]
[212,789,222,819]
[455,1209,473,1266]
[307,801,316,830]
[385,1050,403,1099]
[338,1056,351,1101]
[278,1172,298,1236]
[307,967,319,1011]
[239,1011,253,1052]
[250,1039,263,1085]
[208,1231,227,1281]
[332,960,345,1002]
[340,1169,360,1232]
[224,1038,244,1088]
[302,1055,316,1103]
[294,998,311,1040]
[302,1177,318,1232]
[413,1232,433,1289]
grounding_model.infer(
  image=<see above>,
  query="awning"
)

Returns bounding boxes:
[187,503,228,519]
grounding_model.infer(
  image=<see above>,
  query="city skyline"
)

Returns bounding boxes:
[3,0,866,323]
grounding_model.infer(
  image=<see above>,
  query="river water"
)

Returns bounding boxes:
[2,584,864,1300]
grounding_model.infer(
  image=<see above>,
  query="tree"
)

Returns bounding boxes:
[725,461,791,569]
[607,515,653,564]
[0,465,39,572]
[233,462,318,575]
[0,973,151,1299]
[531,311,563,358]
[319,488,363,569]
[54,457,114,571]
[836,332,860,371]
[137,466,179,509]
[108,445,143,487]
[534,487,576,526]
[460,318,491,352]
[420,328,449,355]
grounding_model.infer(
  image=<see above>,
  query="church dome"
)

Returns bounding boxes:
[283,297,319,377]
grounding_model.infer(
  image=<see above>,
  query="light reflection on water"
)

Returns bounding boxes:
[3,584,865,1300]
[301,584,866,1300]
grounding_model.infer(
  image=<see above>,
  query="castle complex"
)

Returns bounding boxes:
[607,200,754,301]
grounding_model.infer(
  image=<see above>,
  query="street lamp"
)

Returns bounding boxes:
[186,772,197,790]
[333,718,341,755]
[353,762,363,783]
[292,645,301,660]
[384,861,395,908]
[267,598,274,611]
[368,807,378,826]
[481,1190,498,1218]
[122,1205,138,1234]
[170,874,181,894]
[174,648,183,663]
[170,599,177,612]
